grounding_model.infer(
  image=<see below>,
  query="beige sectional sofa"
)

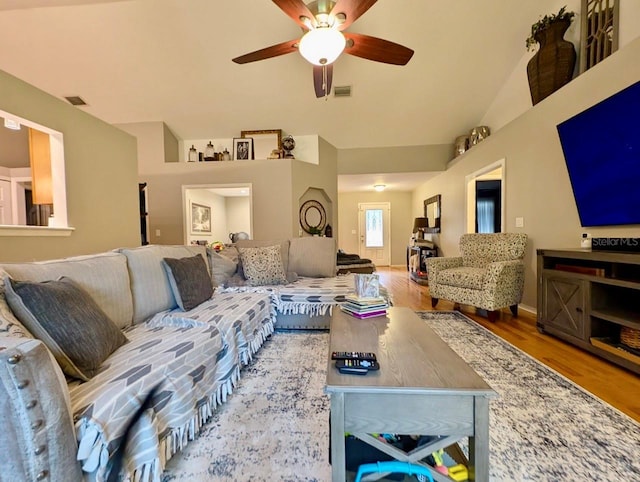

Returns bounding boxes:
[0,237,361,481]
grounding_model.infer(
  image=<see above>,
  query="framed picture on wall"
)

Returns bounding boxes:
[233,137,253,160]
[191,202,211,233]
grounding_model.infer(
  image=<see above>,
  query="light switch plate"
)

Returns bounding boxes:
[515,217,524,228]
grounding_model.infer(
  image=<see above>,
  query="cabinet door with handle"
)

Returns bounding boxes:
[541,275,588,340]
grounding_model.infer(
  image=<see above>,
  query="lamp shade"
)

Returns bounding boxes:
[298,27,346,66]
[413,217,428,233]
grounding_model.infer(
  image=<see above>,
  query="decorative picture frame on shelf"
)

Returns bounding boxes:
[233,137,253,160]
[241,129,281,160]
[191,202,211,233]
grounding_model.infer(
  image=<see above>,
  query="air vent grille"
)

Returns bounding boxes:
[334,85,352,97]
[64,96,87,106]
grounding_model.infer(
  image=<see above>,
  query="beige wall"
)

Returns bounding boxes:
[134,130,337,244]
[0,123,29,168]
[0,69,139,262]
[292,137,338,236]
[163,123,179,163]
[338,190,413,266]
[141,161,293,244]
[338,144,451,174]
[413,37,640,311]
[226,197,251,236]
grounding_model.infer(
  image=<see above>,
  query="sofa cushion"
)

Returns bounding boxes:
[118,245,207,324]
[437,266,486,290]
[235,239,290,272]
[0,252,133,329]
[162,254,213,311]
[288,237,337,277]
[0,268,32,339]
[4,277,128,381]
[207,248,238,287]
[0,338,83,482]
[238,245,287,286]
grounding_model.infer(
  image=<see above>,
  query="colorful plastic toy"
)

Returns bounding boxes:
[448,463,469,481]
[355,461,435,482]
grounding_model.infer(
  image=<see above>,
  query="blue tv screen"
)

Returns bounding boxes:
[556,80,640,227]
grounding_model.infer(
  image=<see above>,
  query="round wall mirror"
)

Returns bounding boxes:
[299,200,327,234]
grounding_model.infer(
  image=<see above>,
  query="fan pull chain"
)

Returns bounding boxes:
[323,65,329,101]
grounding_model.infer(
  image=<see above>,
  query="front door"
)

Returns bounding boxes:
[358,202,391,266]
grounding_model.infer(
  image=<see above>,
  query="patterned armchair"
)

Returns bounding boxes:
[426,233,527,322]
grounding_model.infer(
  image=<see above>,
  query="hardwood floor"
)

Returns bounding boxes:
[376,266,640,423]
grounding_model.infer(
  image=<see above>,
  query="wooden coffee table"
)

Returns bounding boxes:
[325,307,497,482]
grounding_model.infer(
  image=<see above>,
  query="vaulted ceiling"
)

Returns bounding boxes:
[0,0,560,152]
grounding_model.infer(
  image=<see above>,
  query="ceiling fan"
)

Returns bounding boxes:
[232,0,414,98]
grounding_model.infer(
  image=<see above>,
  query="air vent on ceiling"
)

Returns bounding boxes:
[334,85,352,97]
[64,96,88,106]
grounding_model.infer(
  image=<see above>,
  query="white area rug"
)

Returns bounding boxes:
[162,312,640,481]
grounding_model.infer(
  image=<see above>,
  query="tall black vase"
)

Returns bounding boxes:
[527,20,576,105]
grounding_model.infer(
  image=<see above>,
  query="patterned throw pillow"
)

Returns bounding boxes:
[0,270,33,339]
[4,277,128,381]
[162,254,213,311]
[238,245,287,286]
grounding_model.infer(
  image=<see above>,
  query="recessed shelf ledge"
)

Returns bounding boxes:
[0,225,75,237]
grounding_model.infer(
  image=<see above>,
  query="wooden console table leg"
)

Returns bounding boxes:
[330,393,346,482]
[469,395,490,481]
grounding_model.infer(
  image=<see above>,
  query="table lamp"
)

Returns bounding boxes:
[413,217,428,240]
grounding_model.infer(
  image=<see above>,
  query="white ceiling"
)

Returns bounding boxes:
[0,0,558,190]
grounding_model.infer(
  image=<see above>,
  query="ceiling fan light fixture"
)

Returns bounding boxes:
[298,27,345,66]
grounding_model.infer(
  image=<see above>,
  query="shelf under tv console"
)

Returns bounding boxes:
[537,248,640,375]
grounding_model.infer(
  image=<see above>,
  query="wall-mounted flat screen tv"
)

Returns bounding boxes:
[556,80,640,227]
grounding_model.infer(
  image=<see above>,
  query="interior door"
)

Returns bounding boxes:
[358,202,391,266]
[0,179,12,225]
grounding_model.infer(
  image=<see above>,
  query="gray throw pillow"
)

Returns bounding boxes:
[162,254,213,311]
[206,248,238,287]
[238,245,288,286]
[4,277,128,381]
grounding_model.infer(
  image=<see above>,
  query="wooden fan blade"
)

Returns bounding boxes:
[343,32,414,65]
[313,64,333,98]
[330,0,377,31]
[232,39,299,64]
[272,0,316,29]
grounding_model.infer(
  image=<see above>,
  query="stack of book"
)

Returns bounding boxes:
[340,294,389,319]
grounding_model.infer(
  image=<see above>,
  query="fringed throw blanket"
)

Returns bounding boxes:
[219,274,357,317]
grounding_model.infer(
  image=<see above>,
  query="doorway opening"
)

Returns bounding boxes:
[466,159,505,234]
[182,184,252,245]
[358,202,391,266]
[475,180,502,233]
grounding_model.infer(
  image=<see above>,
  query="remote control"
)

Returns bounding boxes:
[335,359,380,375]
[331,351,377,362]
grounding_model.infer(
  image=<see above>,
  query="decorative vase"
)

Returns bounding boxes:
[469,126,490,146]
[282,135,296,159]
[527,19,576,105]
[454,135,469,157]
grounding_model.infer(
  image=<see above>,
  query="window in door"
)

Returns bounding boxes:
[365,209,383,247]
